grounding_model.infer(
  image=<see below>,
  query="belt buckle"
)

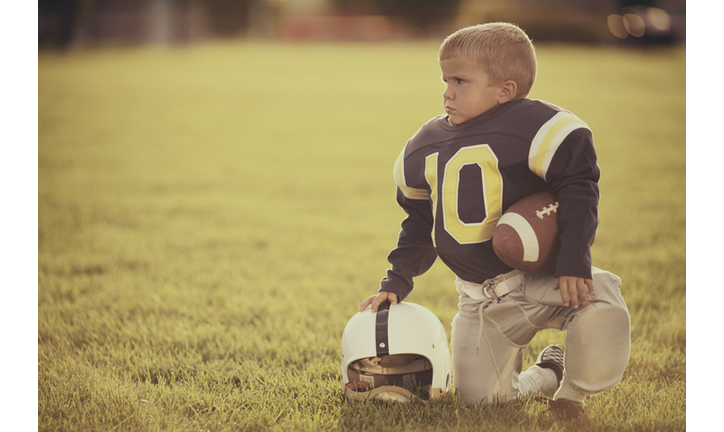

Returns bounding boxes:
[482,278,499,299]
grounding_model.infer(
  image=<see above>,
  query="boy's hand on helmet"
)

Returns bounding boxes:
[359,291,399,312]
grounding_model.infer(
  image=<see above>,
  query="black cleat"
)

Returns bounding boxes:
[535,344,564,385]
[548,398,585,420]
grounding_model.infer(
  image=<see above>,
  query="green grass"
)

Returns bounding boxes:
[38,42,685,431]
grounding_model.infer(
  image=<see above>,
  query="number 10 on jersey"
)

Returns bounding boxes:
[424,145,503,245]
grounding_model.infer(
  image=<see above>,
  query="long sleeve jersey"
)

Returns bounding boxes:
[379,98,600,301]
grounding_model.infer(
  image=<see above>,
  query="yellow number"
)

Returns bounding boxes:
[425,145,503,244]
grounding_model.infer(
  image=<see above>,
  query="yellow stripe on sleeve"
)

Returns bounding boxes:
[529,112,589,181]
[393,147,429,200]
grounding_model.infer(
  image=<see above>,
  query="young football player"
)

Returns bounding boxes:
[359,22,630,419]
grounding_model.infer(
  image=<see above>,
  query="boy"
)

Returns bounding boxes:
[359,23,630,419]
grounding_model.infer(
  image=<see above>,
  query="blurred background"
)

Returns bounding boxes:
[39,0,685,49]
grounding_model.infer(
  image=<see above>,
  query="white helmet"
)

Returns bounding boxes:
[341,301,451,402]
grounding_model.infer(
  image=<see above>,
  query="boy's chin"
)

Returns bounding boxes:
[446,114,465,125]
[448,116,469,126]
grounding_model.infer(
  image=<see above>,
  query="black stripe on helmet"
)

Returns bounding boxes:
[375,302,391,357]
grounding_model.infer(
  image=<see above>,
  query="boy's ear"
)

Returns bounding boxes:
[498,80,518,104]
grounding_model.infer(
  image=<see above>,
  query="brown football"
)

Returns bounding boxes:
[492,191,561,273]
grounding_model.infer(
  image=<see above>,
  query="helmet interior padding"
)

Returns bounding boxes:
[346,354,434,399]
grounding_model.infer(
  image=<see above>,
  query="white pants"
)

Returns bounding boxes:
[451,267,630,405]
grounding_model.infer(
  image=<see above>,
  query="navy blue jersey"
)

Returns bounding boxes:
[380,98,600,301]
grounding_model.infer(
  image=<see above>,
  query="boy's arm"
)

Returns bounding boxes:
[545,127,600,308]
[373,188,437,305]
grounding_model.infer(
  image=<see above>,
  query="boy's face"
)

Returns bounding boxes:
[440,56,505,125]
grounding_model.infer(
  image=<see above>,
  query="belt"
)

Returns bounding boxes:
[456,270,525,301]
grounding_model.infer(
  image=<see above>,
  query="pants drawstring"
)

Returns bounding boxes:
[467,273,515,390]
[476,297,502,386]
[476,298,491,356]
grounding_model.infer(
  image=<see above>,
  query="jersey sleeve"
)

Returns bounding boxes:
[528,112,600,279]
[378,146,438,301]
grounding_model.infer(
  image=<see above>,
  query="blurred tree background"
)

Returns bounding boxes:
[39,0,93,48]
[335,0,463,34]
[38,0,685,49]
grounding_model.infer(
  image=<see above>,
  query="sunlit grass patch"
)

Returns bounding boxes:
[39,41,685,431]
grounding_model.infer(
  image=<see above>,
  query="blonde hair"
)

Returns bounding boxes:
[439,23,537,98]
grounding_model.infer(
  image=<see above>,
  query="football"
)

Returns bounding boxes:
[492,191,561,273]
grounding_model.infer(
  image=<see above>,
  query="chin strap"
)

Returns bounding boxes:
[344,385,447,403]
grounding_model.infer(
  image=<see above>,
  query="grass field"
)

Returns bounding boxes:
[38,41,685,431]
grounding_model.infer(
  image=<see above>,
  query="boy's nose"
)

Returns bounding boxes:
[443,86,453,100]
